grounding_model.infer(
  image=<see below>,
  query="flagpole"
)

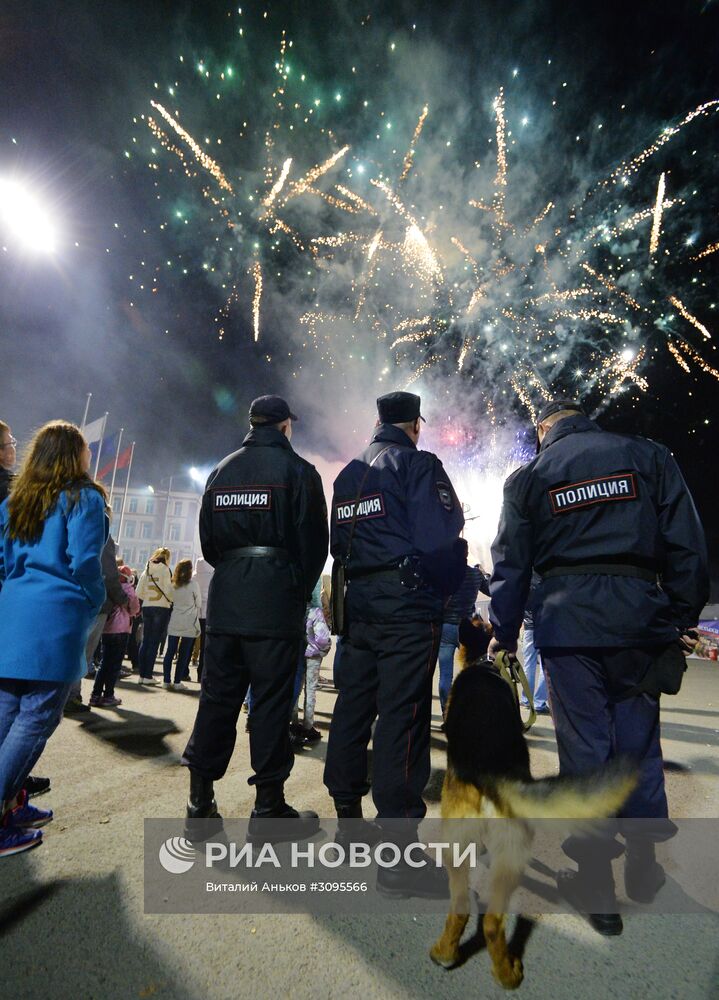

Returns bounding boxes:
[108,428,124,504]
[80,393,92,430]
[116,442,135,543]
[93,412,109,479]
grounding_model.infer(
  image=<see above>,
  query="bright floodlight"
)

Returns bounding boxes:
[189,466,203,483]
[621,348,635,362]
[0,179,57,253]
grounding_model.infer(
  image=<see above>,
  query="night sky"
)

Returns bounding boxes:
[1,1,717,589]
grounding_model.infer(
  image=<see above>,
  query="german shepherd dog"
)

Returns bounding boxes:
[430,619,636,989]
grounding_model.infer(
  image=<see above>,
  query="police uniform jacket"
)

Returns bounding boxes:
[331,424,466,623]
[489,414,709,649]
[200,426,328,638]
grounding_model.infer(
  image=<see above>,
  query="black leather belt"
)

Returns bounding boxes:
[222,546,290,561]
[541,563,657,583]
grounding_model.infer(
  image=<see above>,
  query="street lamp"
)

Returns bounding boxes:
[0,178,58,254]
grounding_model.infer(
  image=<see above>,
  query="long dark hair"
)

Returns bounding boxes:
[6,421,107,543]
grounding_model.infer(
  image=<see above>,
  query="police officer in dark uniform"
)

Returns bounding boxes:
[182,395,328,839]
[488,399,709,934]
[324,391,467,897]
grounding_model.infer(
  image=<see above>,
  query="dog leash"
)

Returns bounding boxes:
[495,650,537,732]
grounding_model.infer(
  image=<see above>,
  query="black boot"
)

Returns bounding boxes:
[557,861,623,936]
[184,771,222,843]
[376,847,449,900]
[334,801,382,857]
[247,783,319,844]
[624,841,665,903]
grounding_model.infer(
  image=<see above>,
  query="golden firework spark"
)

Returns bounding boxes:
[668,295,712,340]
[671,337,719,381]
[493,89,508,191]
[580,263,643,312]
[150,101,233,192]
[394,315,432,331]
[667,341,691,373]
[602,100,719,187]
[510,374,537,420]
[399,105,429,184]
[262,157,293,210]
[551,308,624,325]
[457,337,472,371]
[390,328,434,350]
[404,355,442,387]
[403,224,443,281]
[284,147,351,200]
[531,287,593,305]
[366,230,383,262]
[649,172,666,256]
[691,241,719,261]
[251,260,263,342]
[335,185,378,215]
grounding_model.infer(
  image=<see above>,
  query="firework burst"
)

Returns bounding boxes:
[133,13,719,421]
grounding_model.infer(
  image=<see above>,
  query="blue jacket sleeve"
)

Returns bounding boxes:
[656,449,710,629]
[489,471,535,646]
[407,453,467,598]
[66,489,109,612]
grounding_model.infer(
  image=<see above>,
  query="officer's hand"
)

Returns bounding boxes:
[678,630,699,654]
[488,636,518,658]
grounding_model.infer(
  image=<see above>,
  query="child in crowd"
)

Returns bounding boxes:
[291,582,331,748]
[90,565,140,707]
[162,558,201,689]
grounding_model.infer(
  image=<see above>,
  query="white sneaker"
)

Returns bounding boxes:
[173,682,188,691]
[163,682,173,690]
[139,677,159,686]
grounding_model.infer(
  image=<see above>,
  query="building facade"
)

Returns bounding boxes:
[111,486,202,572]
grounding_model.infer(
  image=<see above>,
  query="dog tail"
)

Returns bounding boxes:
[495,758,637,820]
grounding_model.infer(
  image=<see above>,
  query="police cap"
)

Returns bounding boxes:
[249,394,299,424]
[376,391,426,424]
[536,398,585,425]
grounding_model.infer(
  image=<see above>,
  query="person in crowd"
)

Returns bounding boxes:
[90,564,140,707]
[65,533,128,711]
[318,581,332,685]
[0,421,107,857]
[521,607,549,714]
[0,420,17,505]
[135,547,173,686]
[291,582,332,749]
[488,398,709,935]
[123,568,141,675]
[0,419,51,800]
[182,395,328,840]
[437,562,490,716]
[193,555,214,683]
[324,391,467,898]
[331,634,345,689]
[162,558,202,689]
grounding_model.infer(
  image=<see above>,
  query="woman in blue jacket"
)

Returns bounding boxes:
[0,421,108,858]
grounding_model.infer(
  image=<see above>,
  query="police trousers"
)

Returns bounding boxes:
[542,646,670,862]
[324,619,440,821]
[182,632,302,788]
